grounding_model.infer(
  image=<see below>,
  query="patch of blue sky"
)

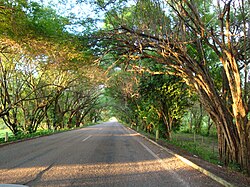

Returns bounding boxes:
[31,0,104,33]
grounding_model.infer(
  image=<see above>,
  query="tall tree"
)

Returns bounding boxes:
[0,0,105,134]
[90,0,250,174]
[139,73,193,140]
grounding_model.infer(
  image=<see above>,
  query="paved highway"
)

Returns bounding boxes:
[0,122,222,186]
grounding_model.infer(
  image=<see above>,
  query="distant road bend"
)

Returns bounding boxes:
[0,122,222,187]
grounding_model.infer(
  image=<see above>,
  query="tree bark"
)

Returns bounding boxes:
[107,0,250,175]
[206,117,213,136]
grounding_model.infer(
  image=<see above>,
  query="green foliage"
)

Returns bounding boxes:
[0,129,13,138]
[165,131,219,164]
[138,73,195,137]
[105,70,139,124]
[26,2,69,39]
[0,0,105,136]
[0,129,53,144]
[168,138,219,164]
[0,0,70,40]
[0,0,29,38]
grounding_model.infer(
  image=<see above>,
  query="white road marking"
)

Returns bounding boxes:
[82,135,92,142]
[137,140,190,187]
[121,125,189,187]
[137,140,159,160]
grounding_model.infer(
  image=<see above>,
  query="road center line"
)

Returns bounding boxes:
[82,135,92,142]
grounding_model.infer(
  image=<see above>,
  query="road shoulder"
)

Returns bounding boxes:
[125,126,250,187]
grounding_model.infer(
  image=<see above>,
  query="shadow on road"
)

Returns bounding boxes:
[0,122,222,187]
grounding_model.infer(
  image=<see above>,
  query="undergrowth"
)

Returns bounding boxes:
[0,122,97,144]
[167,137,219,165]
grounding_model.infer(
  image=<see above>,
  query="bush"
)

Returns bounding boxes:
[0,129,55,144]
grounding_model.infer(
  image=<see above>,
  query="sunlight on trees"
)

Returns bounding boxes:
[0,0,105,135]
[1,0,250,175]
[85,0,250,175]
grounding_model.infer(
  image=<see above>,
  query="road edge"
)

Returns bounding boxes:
[0,123,99,148]
[126,126,234,187]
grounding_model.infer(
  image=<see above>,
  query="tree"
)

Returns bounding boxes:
[90,0,250,174]
[0,0,105,135]
[139,73,193,140]
[105,70,139,124]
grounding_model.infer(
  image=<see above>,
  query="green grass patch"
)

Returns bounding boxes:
[134,127,220,165]
[166,132,219,164]
[167,136,219,164]
[0,129,56,144]
[0,129,13,139]
[0,123,100,145]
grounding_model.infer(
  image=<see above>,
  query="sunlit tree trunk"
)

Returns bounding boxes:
[161,111,172,140]
[97,0,250,174]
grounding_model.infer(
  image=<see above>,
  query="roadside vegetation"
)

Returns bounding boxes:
[137,124,219,164]
[0,1,106,138]
[0,128,54,144]
[0,120,97,144]
[1,0,250,176]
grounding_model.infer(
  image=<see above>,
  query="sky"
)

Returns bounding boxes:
[34,0,92,16]
[33,0,102,33]
[31,0,241,34]
[33,0,136,33]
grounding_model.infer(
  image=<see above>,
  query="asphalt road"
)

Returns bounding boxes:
[0,122,222,187]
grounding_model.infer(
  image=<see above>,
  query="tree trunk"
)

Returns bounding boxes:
[189,112,193,133]
[206,117,213,136]
[198,78,250,175]
[75,112,81,127]
[112,0,250,175]
[195,102,203,134]
[162,111,172,140]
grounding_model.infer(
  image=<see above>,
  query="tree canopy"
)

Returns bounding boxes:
[84,0,250,175]
[1,0,250,175]
[0,0,105,135]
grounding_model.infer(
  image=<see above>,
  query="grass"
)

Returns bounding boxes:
[0,122,99,144]
[0,129,13,140]
[133,126,220,165]
[0,129,56,144]
[168,132,219,165]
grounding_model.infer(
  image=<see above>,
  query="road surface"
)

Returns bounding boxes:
[0,122,222,186]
